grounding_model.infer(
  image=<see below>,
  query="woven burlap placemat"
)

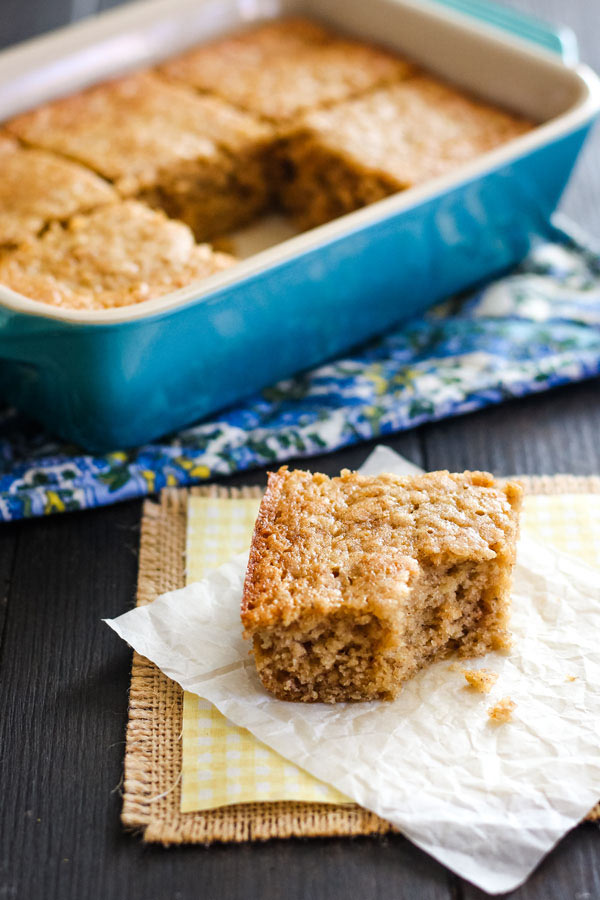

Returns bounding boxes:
[121,476,600,844]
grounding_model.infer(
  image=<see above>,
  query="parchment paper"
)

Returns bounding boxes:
[106,448,600,894]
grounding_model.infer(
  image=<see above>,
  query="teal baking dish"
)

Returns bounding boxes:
[0,0,598,451]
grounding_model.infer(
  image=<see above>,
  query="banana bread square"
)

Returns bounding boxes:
[7,72,275,241]
[160,18,413,125]
[279,75,532,228]
[0,133,116,248]
[0,200,234,310]
[242,467,522,703]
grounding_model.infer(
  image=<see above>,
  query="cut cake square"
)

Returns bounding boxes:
[0,200,235,310]
[242,467,522,702]
[279,75,532,228]
[7,72,275,241]
[0,133,116,248]
[160,18,413,125]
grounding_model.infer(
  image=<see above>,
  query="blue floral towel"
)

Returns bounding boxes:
[1,222,599,521]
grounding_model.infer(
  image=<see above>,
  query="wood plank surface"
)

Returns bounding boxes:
[422,380,600,475]
[0,1,599,899]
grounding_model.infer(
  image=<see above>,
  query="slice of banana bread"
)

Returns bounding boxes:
[242,467,522,703]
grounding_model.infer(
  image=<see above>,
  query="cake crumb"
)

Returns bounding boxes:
[462,668,498,694]
[488,697,516,723]
[566,675,577,682]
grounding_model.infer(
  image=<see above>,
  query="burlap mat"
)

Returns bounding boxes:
[121,476,600,844]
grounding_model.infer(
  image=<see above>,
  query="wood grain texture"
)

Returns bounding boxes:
[463,823,600,900]
[0,0,599,899]
[0,528,18,671]
[0,503,140,900]
[421,380,600,475]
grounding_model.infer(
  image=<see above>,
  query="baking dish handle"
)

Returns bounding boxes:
[430,0,579,64]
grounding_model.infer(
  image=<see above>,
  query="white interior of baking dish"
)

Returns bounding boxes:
[0,0,598,324]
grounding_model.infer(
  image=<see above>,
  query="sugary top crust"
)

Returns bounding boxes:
[0,133,116,246]
[294,75,532,187]
[7,72,273,194]
[242,467,522,631]
[160,17,413,123]
[0,200,235,310]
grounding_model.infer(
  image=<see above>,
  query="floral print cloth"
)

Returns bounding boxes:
[1,222,599,521]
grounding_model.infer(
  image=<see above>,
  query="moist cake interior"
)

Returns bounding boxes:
[251,556,510,703]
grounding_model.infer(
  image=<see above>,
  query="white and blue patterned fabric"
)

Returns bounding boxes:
[1,221,599,520]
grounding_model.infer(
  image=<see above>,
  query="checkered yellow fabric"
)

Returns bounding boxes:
[182,496,348,812]
[521,494,600,568]
[186,497,262,583]
[181,492,600,813]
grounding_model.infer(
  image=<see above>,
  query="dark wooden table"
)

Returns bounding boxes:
[1,1,600,898]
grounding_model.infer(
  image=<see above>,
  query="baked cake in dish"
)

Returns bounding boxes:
[160,18,413,125]
[0,133,116,248]
[279,75,532,228]
[0,18,533,310]
[0,201,234,310]
[242,467,522,703]
[7,72,274,241]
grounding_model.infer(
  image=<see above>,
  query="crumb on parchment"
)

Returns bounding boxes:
[566,675,577,682]
[488,697,516,724]
[462,668,499,694]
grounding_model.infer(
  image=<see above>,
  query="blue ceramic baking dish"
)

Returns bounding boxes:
[0,0,598,451]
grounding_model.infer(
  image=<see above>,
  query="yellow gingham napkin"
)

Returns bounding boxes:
[180,491,600,813]
[521,494,600,565]
[181,496,348,812]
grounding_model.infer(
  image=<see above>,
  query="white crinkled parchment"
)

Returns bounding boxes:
[105,447,600,894]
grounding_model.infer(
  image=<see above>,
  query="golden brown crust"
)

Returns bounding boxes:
[0,132,116,246]
[0,200,235,310]
[279,75,532,227]
[7,71,273,195]
[242,467,288,621]
[160,18,413,123]
[300,75,532,177]
[243,466,522,633]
